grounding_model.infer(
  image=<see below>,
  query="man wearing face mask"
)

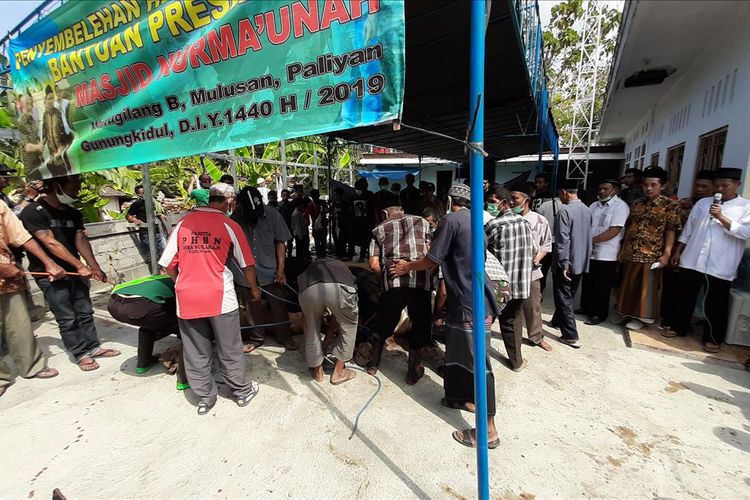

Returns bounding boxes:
[188,173,212,207]
[578,180,629,326]
[485,185,536,370]
[231,186,296,351]
[20,175,120,371]
[509,185,553,352]
[160,183,261,414]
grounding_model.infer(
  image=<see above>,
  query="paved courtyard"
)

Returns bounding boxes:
[1,289,749,499]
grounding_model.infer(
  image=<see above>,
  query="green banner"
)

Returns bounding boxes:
[9,0,405,180]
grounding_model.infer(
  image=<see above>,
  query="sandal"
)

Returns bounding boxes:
[441,398,475,413]
[236,381,259,407]
[282,338,298,351]
[197,402,213,416]
[243,343,261,354]
[452,428,500,449]
[0,385,7,398]
[78,357,100,372]
[331,368,357,385]
[91,348,121,358]
[136,356,159,375]
[33,367,59,379]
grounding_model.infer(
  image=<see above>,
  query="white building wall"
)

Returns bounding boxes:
[621,7,750,198]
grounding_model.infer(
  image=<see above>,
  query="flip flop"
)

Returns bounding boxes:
[452,429,500,449]
[243,343,261,354]
[441,398,475,413]
[283,339,298,351]
[78,358,100,372]
[91,348,121,358]
[33,367,59,379]
[331,368,357,385]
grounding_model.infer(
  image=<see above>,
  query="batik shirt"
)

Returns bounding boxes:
[622,195,681,262]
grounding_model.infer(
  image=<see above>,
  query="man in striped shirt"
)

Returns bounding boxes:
[365,198,432,384]
[486,185,537,371]
[159,183,262,415]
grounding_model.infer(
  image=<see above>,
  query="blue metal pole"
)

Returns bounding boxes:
[469,1,490,499]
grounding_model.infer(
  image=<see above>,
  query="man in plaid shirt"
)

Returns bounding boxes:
[485,185,536,371]
[363,198,432,384]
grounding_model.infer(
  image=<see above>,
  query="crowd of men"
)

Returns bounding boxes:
[1,164,749,447]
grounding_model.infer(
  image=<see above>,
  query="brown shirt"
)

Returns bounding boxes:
[622,195,681,262]
[0,201,32,294]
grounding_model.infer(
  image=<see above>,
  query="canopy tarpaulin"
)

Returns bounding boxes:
[9,0,405,180]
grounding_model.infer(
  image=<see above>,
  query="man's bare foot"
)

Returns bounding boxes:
[537,339,553,351]
[310,366,324,383]
[331,368,357,385]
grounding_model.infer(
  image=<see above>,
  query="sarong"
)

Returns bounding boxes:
[617,260,662,321]
[443,316,496,416]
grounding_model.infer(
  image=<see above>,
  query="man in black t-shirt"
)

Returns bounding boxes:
[390,184,501,449]
[20,175,120,371]
[350,178,374,262]
[399,174,421,215]
[127,184,166,264]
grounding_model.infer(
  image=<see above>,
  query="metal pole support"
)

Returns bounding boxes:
[280,140,288,190]
[142,164,158,275]
[469,1,490,498]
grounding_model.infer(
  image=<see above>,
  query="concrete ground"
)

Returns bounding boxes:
[2,288,749,499]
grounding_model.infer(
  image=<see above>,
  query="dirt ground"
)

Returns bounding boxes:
[1,288,749,499]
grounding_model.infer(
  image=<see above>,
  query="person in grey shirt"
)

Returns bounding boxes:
[551,180,592,348]
[231,186,296,351]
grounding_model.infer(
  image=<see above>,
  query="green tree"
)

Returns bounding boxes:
[543,0,622,146]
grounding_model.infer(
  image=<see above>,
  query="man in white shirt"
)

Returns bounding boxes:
[579,180,629,325]
[510,187,553,353]
[670,168,750,352]
[535,195,562,293]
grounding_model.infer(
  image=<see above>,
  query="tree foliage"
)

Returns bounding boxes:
[543,0,622,146]
[72,136,359,221]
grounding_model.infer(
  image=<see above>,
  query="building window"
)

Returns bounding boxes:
[624,152,632,169]
[650,152,660,167]
[633,142,647,169]
[696,126,728,172]
[667,143,685,196]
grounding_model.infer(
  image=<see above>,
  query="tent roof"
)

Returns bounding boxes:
[334,0,558,163]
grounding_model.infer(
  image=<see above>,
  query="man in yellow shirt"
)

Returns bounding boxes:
[0,201,65,397]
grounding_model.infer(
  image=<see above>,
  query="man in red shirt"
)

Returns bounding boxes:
[159,183,262,415]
